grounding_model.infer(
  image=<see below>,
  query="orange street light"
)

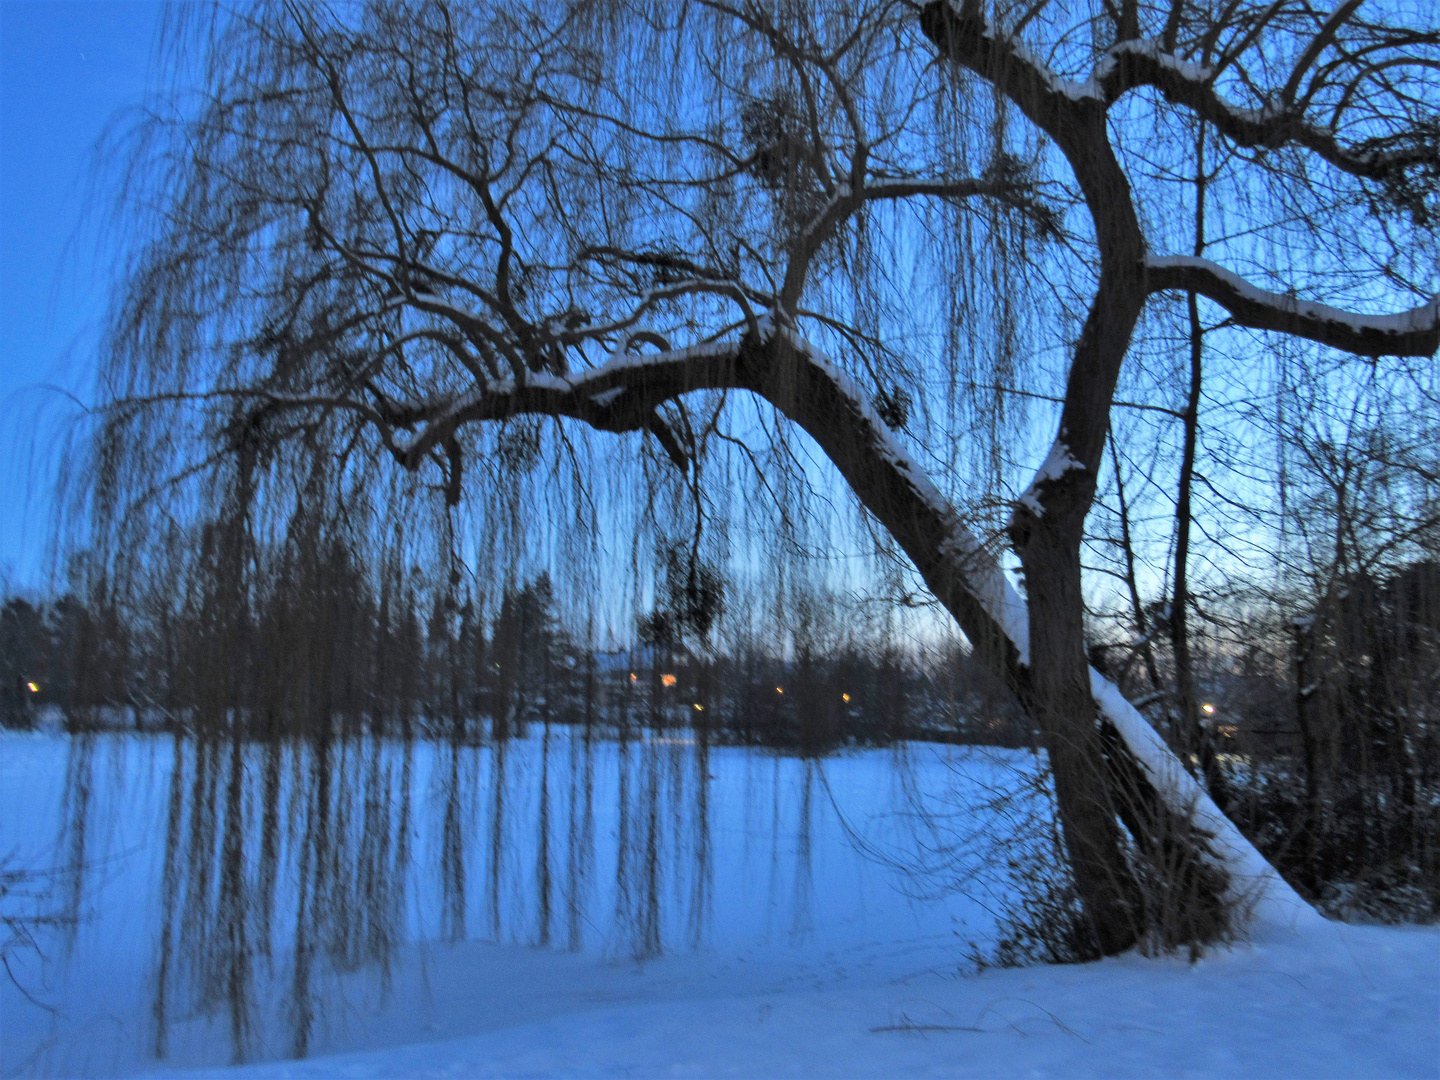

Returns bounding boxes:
[26,681,40,693]
[1201,703,1216,715]
[841,693,851,703]
[775,686,784,694]
[661,673,677,687]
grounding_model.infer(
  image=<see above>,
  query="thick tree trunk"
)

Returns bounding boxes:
[918,0,1191,951]
[1003,252,1155,951]
[1021,515,1143,953]
[736,329,1230,955]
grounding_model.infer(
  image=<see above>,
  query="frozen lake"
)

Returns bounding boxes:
[1,728,1050,1077]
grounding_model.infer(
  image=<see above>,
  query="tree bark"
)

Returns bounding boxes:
[1020,506,1144,953]
[733,329,1216,955]
[1293,614,1325,895]
[918,0,1200,951]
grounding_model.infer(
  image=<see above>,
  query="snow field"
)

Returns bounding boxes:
[3,731,1435,1079]
[139,918,1439,1079]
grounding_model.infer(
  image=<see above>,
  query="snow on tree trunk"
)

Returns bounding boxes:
[742,325,1318,942]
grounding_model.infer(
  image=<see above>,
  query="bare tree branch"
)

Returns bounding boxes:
[1147,254,1440,357]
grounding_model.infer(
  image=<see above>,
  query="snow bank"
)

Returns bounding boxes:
[139,919,1438,1079]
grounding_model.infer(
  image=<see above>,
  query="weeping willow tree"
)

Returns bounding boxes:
[69,0,1437,957]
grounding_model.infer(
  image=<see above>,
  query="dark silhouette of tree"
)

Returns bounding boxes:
[69,0,1437,955]
[1,599,45,727]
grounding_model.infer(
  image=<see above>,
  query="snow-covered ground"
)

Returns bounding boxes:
[2,730,1435,1079]
[142,918,1440,1079]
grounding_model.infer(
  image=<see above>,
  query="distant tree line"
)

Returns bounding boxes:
[7,557,1439,921]
[1274,561,1439,915]
[8,529,1439,920]
[0,561,1029,751]
[1082,556,1440,922]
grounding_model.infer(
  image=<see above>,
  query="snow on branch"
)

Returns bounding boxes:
[392,341,741,468]
[918,1,1111,146]
[921,0,1435,195]
[782,320,1312,925]
[1017,440,1086,518]
[1147,254,1440,358]
[1090,670,1322,928]
[774,326,1034,664]
[1094,39,1438,186]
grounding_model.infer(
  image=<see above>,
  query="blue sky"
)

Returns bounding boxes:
[0,0,163,591]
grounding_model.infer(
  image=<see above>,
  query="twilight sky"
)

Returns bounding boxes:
[0,0,164,590]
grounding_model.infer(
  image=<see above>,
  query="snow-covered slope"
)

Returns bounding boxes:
[143,919,1437,1080]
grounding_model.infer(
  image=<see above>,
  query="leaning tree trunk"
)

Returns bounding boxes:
[912,0,1237,951]
[737,328,1264,955]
